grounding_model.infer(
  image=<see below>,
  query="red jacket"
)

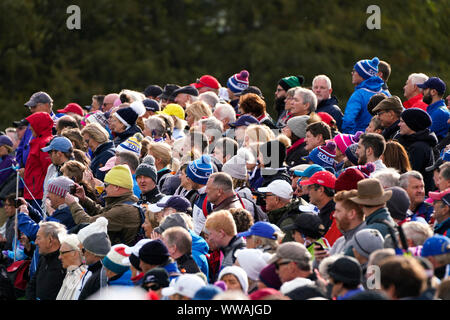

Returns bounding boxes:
[403,94,428,111]
[24,112,54,200]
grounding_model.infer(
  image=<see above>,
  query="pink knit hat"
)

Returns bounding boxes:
[334,131,363,154]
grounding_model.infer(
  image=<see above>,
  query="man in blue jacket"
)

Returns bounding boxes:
[342,57,391,134]
[417,77,449,142]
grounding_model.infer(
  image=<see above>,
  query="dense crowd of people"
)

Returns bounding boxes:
[0,56,449,301]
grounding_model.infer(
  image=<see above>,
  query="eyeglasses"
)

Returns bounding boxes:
[59,250,75,255]
[104,183,110,188]
[376,111,386,116]
[274,260,292,270]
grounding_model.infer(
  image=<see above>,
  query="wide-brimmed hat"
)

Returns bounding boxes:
[349,178,392,206]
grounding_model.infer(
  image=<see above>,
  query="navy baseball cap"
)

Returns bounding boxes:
[24,91,53,107]
[421,235,450,257]
[143,99,161,112]
[229,115,259,128]
[41,136,73,153]
[237,221,277,240]
[156,195,191,212]
[294,164,325,178]
[417,77,446,95]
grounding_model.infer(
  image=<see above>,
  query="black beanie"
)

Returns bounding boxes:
[139,239,170,265]
[135,163,158,182]
[115,107,138,129]
[401,108,432,132]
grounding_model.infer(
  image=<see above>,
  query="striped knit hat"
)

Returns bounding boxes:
[334,131,363,154]
[186,155,214,185]
[227,70,250,94]
[306,141,336,168]
[47,176,74,198]
[354,57,380,80]
[116,132,143,155]
[102,244,131,275]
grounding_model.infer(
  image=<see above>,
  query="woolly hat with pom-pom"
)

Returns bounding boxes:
[306,141,337,168]
[227,70,250,94]
[353,162,376,178]
[77,217,111,256]
[334,131,363,154]
[114,107,138,129]
[116,132,143,155]
[354,57,380,80]
[130,100,146,117]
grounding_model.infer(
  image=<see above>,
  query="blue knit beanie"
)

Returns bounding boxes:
[354,57,380,80]
[186,155,214,185]
[227,70,250,94]
[306,141,337,168]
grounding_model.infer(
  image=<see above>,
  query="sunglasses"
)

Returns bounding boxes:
[274,260,292,270]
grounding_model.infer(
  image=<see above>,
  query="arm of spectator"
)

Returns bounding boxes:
[17,211,40,241]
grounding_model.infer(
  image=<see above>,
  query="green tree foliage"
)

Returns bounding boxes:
[0,0,448,129]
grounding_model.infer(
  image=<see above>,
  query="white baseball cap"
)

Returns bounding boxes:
[258,180,293,200]
[161,274,206,298]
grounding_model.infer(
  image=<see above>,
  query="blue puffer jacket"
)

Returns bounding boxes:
[342,76,390,134]
[189,230,210,280]
[427,100,450,141]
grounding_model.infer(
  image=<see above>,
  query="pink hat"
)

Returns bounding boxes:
[334,131,363,154]
[428,188,450,201]
[99,156,117,172]
[113,98,122,107]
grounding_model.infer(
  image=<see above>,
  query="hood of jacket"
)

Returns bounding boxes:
[398,129,438,148]
[189,229,209,255]
[356,76,385,92]
[26,112,53,137]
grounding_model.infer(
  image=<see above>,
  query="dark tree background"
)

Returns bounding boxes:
[0,0,448,129]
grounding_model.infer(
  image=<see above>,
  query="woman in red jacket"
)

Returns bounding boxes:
[23,112,54,210]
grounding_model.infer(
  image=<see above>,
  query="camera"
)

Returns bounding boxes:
[69,185,77,195]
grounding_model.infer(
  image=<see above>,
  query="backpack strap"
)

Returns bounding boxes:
[372,218,409,255]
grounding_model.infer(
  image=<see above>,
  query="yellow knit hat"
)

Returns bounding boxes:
[104,164,134,190]
[159,103,185,120]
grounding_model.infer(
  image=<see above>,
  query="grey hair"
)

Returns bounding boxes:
[368,248,396,267]
[214,103,236,123]
[294,87,317,113]
[144,116,166,136]
[199,91,220,109]
[371,168,401,188]
[402,221,433,246]
[210,172,234,193]
[199,117,223,133]
[312,74,332,90]
[439,162,450,181]
[408,73,429,87]
[38,221,67,241]
[399,171,423,189]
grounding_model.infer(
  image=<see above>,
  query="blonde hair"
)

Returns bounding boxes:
[185,101,212,123]
[244,124,275,146]
[205,210,237,237]
[148,142,172,167]
[276,133,292,148]
[81,122,109,144]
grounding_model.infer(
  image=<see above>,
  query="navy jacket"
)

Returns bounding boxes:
[90,141,116,181]
[317,96,344,131]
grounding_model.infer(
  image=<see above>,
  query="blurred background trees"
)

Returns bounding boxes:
[0,0,448,128]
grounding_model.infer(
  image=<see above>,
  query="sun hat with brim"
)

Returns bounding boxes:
[349,178,392,206]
